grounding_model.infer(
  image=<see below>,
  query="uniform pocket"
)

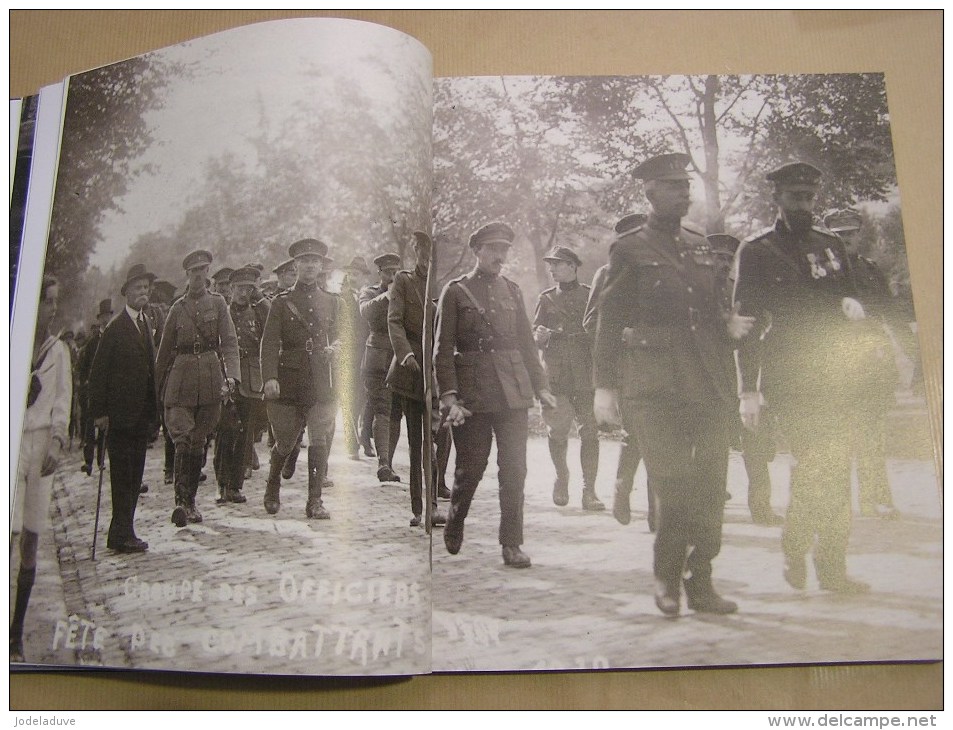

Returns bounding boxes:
[622,326,676,398]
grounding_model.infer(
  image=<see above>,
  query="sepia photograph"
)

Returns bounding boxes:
[428,73,940,672]
[10,18,437,676]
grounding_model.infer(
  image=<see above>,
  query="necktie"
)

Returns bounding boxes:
[136,313,149,344]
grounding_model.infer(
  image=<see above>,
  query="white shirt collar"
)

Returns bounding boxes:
[125,304,145,322]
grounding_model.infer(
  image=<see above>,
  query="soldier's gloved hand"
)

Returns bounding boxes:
[538,388,557,409]
[403,354,421,374]
[593,388,622,428]
[263,378,280,401]
[534,325,553,348]
[841,297,866,321]
[726,301,756,340]
[739,391,762,430]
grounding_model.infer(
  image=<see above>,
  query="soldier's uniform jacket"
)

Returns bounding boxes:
[733,218,860,402]
[593,217,736,404]
[359,281,393,377]
[386,268,429,401]
[230,298,270,399]
[156,290,240,407]
[582,265,608,336]
[260,281,340,407]
[533,280,593,395]
[435,267,549,413]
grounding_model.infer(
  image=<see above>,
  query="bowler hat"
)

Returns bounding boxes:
[121,263,156,295]
[97,298,114,317]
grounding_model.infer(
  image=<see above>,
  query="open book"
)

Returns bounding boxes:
[9,17,941,678]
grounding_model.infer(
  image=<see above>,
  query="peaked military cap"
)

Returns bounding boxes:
[706,233,741,255]
[120,263,156,295]
[273,258,296,275]
[614,212,648,235]
[229,267,260,286]
[97,298,114,317]
[373,252,402,269]
[824,209,862,233]
[260,279,279,295]
[766,161,822,186]
[412,230,433,248]
[633,152,691,181]
[182,249,213,270]
[211,266,234,282]
[245,262,264,273]
[342,256,371,274]
[542,245,582,267]
[468,222,515,250]
[288,238,332,262]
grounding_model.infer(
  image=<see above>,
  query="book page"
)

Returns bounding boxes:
[10,18,435,676]
[429,73,941,672]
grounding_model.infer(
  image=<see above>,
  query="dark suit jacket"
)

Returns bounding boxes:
[88,309,158,433]
[387,268,429,400]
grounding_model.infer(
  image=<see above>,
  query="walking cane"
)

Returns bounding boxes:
[422,233,437,535]
[91,424,107,560]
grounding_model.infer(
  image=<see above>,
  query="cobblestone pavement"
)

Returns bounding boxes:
[11,423,432,676]
[432,400,942,673]
[11,399,942,678]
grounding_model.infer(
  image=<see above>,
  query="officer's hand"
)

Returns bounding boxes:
[841,297,866,321]
[221,377,236,398]
[324,340,342,358]
[538,388,557,409]
[94,416,109,433]
[534,326,552,348]
[739,391,762,430]
[726,301,756,340]
[593,388,622,428]
[404,354,421,374]
[446,402,472,427]
[263,379,280,401]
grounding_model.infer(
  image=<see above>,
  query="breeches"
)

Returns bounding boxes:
[267,400,337,458]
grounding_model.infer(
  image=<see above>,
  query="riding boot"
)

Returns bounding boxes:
[306,446,330,519]
[580,437,604,510]
[171,444,191,527]
[282,436,302,480]
[9,566,35,661]
[186,449,204,524]
[549,438,569,506]
[264,447,282,515]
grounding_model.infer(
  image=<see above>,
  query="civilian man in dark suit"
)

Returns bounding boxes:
[88,264,159,553]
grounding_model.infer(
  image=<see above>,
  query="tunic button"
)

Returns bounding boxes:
[687,286,693,293]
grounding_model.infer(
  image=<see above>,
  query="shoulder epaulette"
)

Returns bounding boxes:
[812,224,839,238]
[615,225,644,241]
[540,285,557,295]
[681,224,705,237]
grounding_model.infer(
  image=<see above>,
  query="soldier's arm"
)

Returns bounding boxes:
[217,296,241,381]
[154,304,178,393]
[359,285,389,322]
[582,268,606,335]
[732,242,766,394]
[259,298,283,384]
[387,273,415,365]
[592,243,631,391]
[433,283,459,400]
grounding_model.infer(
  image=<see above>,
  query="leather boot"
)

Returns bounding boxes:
[580,438,604,510]
[186,449,204,524]
[549,438,569,506]
[171,444,190,527]
[306,446,330,519]
[612,479,631,525]
[815,556,869,594]
[684,573,738,614]
[264,448,282,515]
[373,416,391,471]
[654,577,681,617]
[282,437,301,480]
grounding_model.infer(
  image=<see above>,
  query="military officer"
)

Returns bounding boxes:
[156,250,240,528]
[584,214,650,528]
[387,232,447,528]
[259,238,340,520]
[593,153,754,615]
[274,259,297,294]
[533,245,604,511]
[77,298,113,476]
[435,222,556,568]
[824,208,906,520]
[708,233,783,527]
[211,267,234,300]
[213,267,270,504]
[734,162,870,594]
[359,252,402,482]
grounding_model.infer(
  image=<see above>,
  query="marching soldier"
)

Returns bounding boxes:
[259,238,340,520]
[734,162,870,594]
[435,222,555,567]
[533,245,604,511]
[824,208,907,519]
[359,252,403,482]
[708,233,783,527]
[213,266,269,504]
[584,214,649,528]
[77,298,113,476]
[386,231,447,527]
[156,250,240,528]
[593,153,754,615]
